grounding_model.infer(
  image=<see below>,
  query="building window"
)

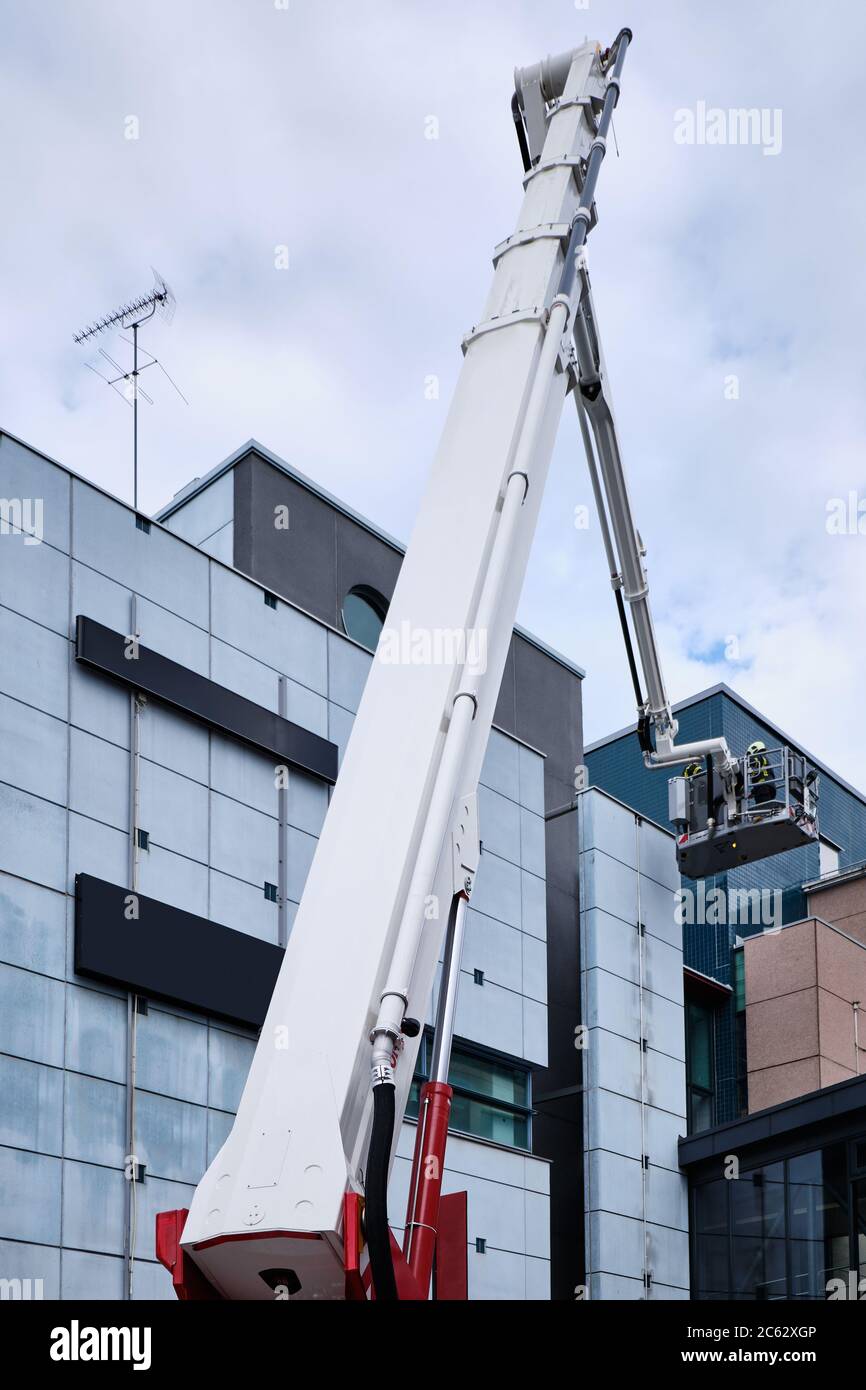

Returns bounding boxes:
[692,1140,862,1300]
[692,1177,729,1297]
[733,949,748,1118]
[341,585,388,652]
[819,837,840,878]
[730,1162,787,1299]
[733,948,746,1013]
[406,1033,531,1151]
[686,998,715,1133]
[788,1147,849,1297]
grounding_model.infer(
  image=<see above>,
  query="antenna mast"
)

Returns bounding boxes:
[74,270,177,509]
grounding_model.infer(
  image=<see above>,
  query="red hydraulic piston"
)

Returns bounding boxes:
[403,1080,452,1297]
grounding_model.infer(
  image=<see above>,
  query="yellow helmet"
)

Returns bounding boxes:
[747,740,766,756]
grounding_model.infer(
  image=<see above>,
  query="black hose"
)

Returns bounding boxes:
[615,588,644,709]
[367,1083,399,1301]
[511,92,531,173]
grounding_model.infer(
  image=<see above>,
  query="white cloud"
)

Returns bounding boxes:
[2,0,866,788]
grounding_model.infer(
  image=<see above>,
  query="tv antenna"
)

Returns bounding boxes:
[74,269,184,509]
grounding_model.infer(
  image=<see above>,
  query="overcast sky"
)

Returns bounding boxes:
[2,0,865,788]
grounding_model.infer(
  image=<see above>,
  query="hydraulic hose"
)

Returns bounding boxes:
[510,91,531,172]
[367,1083,399,1301]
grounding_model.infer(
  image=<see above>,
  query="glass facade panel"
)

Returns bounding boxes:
[341,587,387,652]
[694,1179,729,1297]
[450,1092,529,1149]
[788,1146,849,1297]
[448,1050,529,1108]
[687,1003,713,1091]
[694,1233,729,1297]
[686,998,715,1132]
[690,1091,713,1132]
[730,1164,786,1299]
[733,949,746,1013]
[407,1036,531,1150]
[694,1177,727,1235]
[854,1180,866,1284]
[692,1142,864,1299]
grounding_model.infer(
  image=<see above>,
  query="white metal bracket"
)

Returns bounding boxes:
[522,156,599,238]
[523,153,585,188]
[461,304,548,353]
[462,304,572,378]
[492,221,571,268]
[451,792,480,899]
[548,93,604,132]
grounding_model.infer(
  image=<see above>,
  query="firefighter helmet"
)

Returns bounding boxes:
[747,740,771,783]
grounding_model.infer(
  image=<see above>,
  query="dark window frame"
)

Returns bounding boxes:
[340,584,389,652]
[685,994,716,1134]
[407,1029,533,1153]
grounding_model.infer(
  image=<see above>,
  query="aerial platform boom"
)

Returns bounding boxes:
[167,31,633,1302]
[157,26,818,1302]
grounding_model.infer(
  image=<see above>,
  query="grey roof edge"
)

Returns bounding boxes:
[512,625,585,680]
[0,429,366,642]
[576,783,675,842]
[802,859,866,894]
[678,1070,866,1170]
[155,438,586,681]
[683,964,733,995]
[154,437,408,553]
[585,681,866,808]
[743,912,866,955]
[0,426,586,687]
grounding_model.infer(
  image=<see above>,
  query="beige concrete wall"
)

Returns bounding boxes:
[744,918,866,1111]
[806,878,866,946]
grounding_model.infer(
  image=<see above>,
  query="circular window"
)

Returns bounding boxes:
[341,585,388,652]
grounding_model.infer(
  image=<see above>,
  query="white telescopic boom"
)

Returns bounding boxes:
[369,293,570,1073]
[179,33,629,1301]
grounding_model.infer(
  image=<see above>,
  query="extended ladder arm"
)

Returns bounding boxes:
[566,249,823,880]
[569,262,736,783]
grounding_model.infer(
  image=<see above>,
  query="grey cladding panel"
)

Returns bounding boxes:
[335,511,402,626]
[237,454,404,633]
[236,455,338,625]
